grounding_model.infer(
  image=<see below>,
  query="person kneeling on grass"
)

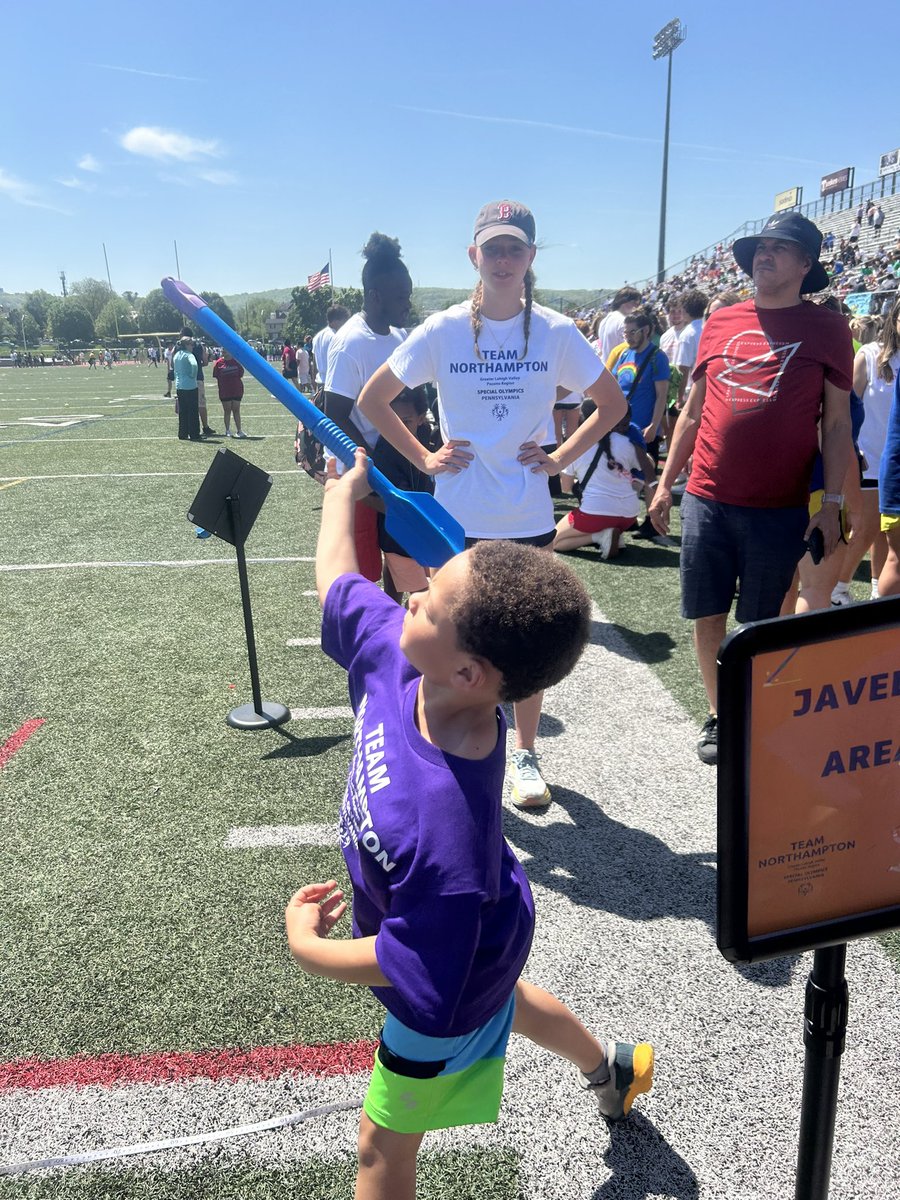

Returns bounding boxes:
[553,408,658,559]
[285,449,654,1200]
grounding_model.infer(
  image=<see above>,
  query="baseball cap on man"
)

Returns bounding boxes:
[732,213,830,293]
[473,200,536,248]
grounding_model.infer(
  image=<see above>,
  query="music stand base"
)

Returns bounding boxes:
[227,701,291,730]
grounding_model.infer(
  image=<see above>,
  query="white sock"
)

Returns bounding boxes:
[833,581,850,596]
[871,579,880,599]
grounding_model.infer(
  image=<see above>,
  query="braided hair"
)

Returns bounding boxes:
[470,267,535,361]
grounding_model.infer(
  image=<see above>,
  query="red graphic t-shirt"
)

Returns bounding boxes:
[688,300,853,508]
[212,357,245,401]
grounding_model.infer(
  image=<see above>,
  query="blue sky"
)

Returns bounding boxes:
[3,0,894,300]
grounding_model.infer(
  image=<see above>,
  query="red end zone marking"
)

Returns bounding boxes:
[0,718,45,769]
[0,1040,378,1091]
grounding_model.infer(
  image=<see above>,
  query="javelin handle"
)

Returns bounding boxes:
[161,277,358,468]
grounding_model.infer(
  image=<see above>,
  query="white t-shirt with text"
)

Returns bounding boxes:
[389,302,604,538]
[325,313,407,447]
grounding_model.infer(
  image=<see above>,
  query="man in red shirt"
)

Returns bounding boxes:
[650,213,854,764]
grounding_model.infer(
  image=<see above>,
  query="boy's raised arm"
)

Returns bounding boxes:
[315,448,374,604]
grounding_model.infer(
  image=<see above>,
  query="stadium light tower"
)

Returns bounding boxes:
[652,17,687,284]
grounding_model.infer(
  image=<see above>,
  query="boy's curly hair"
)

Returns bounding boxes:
[447,542,591,702]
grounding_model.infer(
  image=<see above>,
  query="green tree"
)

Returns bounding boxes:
[48,300,95,344]
[199,291,236,330]
[122,290,139,306]
[21,312,41,347]
[96,297,138,340]
[138,288,182,335]
[236,298,270,341]
[284,285,361,344]
[70,277,115,321]
[23,289,55,337]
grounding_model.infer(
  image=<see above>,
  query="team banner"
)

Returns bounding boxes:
[879,149,900,177]
[820,167,854,196]
[774,186,802,212]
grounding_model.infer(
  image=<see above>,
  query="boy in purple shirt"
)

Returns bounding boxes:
[286,449,653,1200]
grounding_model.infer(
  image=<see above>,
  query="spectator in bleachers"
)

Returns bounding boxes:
[595,288,642,361]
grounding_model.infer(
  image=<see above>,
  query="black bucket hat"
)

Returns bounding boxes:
[733,213,830,293]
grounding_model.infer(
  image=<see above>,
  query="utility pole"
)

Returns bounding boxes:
[652,18,687,284]
[59,270,68,297]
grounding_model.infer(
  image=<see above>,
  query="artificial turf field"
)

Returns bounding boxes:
[0,364,897,1199]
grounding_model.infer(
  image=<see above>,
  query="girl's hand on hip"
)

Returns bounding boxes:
[424,439,473,475]
[518,441,561,475]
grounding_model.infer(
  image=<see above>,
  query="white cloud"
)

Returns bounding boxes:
[120,126,222,162]
[95,63,204,83]
[0,168,70,213]
[58,176,96,191]
[196,169,237,186]
[78,153,101,172]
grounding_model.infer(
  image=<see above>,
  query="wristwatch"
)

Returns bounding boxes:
[822,493,844,506]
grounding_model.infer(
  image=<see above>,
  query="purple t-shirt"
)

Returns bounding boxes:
[321,574,535,1038]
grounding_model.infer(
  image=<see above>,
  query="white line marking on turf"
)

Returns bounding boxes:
[290,707,353,720]
[0,557,315,572]
[225,825,338,849]
[0,435,293,443]
[286,638,320,647]
[0,470,308,481]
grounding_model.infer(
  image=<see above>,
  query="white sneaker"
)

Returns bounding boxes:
[223,429,232,438]
[237,430,248,439]
[591,528,614,559]
[830,584,851,608]
[509,749,551,808]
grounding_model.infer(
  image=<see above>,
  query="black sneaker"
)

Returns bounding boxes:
[631,516,656,541]
[202,425,218,437]
[697,714,718,765]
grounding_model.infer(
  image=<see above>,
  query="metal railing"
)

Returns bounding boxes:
[631,170,900,291]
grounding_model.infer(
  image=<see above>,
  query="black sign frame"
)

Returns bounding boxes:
[717,597,900,964]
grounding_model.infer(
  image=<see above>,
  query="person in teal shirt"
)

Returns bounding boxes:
[174,336,201,441]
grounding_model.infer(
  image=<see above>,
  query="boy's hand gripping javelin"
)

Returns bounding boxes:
[161,277,465,567]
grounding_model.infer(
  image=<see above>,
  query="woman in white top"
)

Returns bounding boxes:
[832,306,899,602]
[357,199,625,808]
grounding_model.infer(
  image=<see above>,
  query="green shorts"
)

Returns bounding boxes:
[364,993,515,1134]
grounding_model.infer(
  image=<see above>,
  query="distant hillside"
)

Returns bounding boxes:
[222,288,295,311]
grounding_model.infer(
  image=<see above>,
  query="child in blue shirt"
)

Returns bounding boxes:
[286,449,653,1200]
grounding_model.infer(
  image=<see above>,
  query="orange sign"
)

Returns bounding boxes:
[747,628,900,938]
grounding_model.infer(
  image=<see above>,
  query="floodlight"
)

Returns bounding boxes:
[652,18,686,59]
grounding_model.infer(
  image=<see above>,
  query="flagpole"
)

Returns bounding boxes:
[329,248,334,300]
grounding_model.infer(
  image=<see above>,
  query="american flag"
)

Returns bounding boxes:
[307,263,330,292]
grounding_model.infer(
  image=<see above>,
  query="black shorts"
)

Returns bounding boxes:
[464,531,555,550]
[679,491,807,623]
[283,366,298,379]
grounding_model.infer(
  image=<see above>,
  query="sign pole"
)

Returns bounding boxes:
[794,944,849,1200]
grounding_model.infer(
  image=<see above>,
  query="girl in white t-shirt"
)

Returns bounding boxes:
[357,199,625,809]
[554,410,657,559]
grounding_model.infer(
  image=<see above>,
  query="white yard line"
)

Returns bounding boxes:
[286,638,320,647]
[0,557,315,572]
[0,470,305,481]
[289,707,354,720]
[225,824,338,849]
